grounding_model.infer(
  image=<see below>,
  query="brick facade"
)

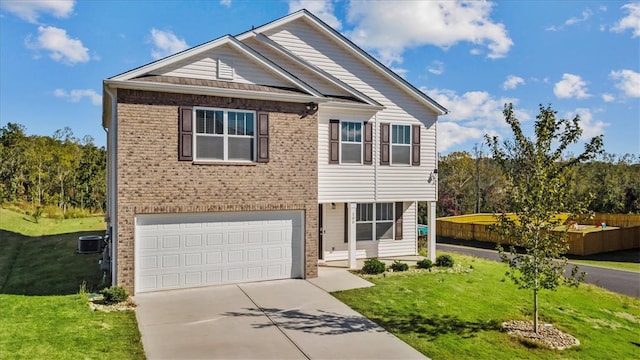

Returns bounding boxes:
[115,89,318,293]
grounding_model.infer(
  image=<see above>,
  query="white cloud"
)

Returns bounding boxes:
[54,88,102,106]
[611,2,640,37]
[437,122,484,152]
[150,28,189,60]
[565,9,593,25]
[602,93,615,102]
[610,69,640,97]
[346,0,513,66]
[567,108,609,140]
[0,0,74,23]
[427,60,444,75]
[220,0,231,7]
[27,26,89,65]
[288,0,342,29]
[554,73,591,99]
[503,75,525,90]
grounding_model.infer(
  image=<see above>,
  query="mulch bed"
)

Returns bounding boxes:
[502,320,580,350]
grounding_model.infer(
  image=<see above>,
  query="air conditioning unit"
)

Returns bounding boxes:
[77,235,102,254]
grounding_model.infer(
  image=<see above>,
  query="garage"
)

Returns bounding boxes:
[135,210,305,293]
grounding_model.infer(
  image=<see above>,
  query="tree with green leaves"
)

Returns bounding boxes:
[486,103,603,333]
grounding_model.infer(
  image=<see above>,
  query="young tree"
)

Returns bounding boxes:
[486,103,603,333]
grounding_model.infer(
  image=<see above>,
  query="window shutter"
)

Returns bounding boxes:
[344,203,348,243]
[257,111,269,163]
[412,124,421,166]
[395,202,403,240]
[363,122,373,165]
[380,123,390,165]
[178,106,193,161]
[329,119,340,164]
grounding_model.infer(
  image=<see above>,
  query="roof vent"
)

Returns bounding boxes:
[77,235,102,254]
[217,58,234,80]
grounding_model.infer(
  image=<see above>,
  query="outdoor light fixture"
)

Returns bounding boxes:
[331,202,336,209]
[305,102,318,112]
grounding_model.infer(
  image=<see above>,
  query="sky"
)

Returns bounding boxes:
[1,0,639,157]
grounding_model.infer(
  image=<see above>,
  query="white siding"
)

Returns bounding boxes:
[150,44,291,87]
[242,37,352,97]
[269,19,438,202]
[321,202,417,261]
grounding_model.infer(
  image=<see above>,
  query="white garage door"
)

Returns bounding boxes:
[135,211,304,293]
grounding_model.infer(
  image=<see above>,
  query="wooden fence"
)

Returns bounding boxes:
[436,213,640,256]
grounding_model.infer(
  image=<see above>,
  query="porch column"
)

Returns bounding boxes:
[348,202,357,269]
[428,201,436,262]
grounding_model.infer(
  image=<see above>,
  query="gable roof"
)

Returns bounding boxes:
[236,10,447,115]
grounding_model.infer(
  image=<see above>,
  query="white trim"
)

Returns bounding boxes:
[193,107,256,162]
[339,120,364,165]
[391,124,412,166]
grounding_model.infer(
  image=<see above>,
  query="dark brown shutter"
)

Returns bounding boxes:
[344,203,348,243]
[412,124,421,166]
[363,122,373,165]
[257,112,269,163]
[178,106,193,161]
[395,202,403,240]
[380,123,390,165]
[329,119,340,164]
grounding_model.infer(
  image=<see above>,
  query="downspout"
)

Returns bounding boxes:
[374,113,378,202]
[104,85,118,287]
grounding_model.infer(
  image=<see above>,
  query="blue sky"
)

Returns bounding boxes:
[1,0,638,156]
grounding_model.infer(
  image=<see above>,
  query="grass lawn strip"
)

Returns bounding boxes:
[333,252,640,360]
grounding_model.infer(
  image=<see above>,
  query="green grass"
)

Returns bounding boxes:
[569,259,640,272]
[333,253,640,360]
[0,208,144,359]
[0,208,105,236]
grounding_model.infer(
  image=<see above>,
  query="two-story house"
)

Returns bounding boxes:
[102,10,447,295]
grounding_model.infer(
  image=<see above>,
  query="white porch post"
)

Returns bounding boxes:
[428,201,436,262]
[348,202,357,269]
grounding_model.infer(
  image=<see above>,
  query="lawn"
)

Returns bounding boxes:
[333,253,640,360]
[0,208,144,359]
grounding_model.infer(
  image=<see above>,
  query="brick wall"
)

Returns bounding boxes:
[114,89,318,293]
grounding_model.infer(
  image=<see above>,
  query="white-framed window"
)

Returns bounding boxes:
[341,121,362,164]
[356,203,394,241]
[194,108,255,161]
[391,124,411,165]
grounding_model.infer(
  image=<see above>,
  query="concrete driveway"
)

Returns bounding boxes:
[135,275,427,359]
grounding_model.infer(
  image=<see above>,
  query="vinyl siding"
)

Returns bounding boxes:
[150,44,291,87]
[321,202,417,261]
[269,18,438,202]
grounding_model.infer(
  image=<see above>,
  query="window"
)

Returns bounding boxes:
[341,121,362,164]
[356,203,394,241]
[194,108,255,161]
[391,124,411,165]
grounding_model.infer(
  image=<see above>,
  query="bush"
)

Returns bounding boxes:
[362,258,386,274]
[389,260,409,272]
[64,207,92,219]
[417,258,433,269]
[436,254,454,267]
[100,286,128,305]
[44,205,62,219]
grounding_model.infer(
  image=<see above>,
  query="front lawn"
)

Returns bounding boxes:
[333,253,640,360]
[0,208,144,359]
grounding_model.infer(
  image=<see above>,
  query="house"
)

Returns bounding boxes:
[102,9,447,295]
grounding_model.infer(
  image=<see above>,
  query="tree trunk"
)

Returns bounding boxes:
[533,288,539,334]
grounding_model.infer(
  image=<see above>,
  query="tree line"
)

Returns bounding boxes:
[0,122,106,217]
[436,148,640,217]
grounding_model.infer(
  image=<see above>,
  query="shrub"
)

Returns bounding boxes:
[100,286,128,305]
[64,207,92,219]
[389,260,409,272]
[436,254,454,267]
[416,258,433,269]
[362,258,386,274]
[44,205,62,219]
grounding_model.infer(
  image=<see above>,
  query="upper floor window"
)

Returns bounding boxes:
[391,124,411,165]
[341,121,362,164]
[194,108,255,161]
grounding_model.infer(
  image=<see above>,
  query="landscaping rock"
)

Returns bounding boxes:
[502,320,580,350]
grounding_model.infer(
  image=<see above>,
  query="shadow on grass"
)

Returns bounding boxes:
[223,307,385,335]
[0,229,107,296]
[371,313,501,340]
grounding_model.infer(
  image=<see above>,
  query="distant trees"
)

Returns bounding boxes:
[0,122,106,216]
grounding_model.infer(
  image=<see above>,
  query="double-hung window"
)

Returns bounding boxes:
[341,121,362,164]
[194,108,255,161]
[356,203,394,241]
[391,124,411,165]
